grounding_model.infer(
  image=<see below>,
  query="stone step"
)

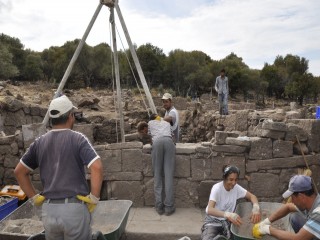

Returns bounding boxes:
[123,207,204,240]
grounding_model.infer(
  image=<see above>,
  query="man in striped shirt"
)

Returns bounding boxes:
[253,175,320,240]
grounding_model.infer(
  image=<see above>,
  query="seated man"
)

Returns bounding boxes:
[253,175,320,240]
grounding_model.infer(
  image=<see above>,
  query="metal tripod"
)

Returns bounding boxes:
[42,0,157,143]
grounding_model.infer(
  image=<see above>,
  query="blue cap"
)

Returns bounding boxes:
[282,175,312,199]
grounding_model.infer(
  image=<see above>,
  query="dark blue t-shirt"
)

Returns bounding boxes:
[20,129,100,199]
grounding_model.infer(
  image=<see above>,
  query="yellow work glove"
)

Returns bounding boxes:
[31,194,46,206]
[252,220,270,239]
[77,193,100,213]
[155,115,161,121]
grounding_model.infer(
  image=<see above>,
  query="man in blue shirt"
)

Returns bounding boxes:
[14,95,103,240]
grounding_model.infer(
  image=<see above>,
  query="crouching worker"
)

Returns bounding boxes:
[201,165,261,240]
[14,95,103,240]
[253,175,320,240]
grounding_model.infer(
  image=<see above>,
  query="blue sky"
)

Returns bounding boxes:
[1,0,319,76]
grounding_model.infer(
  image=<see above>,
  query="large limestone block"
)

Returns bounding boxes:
[143,177,154,206]
[109,181,144,206]
[106,142,143,150]
[225,137,251,147]
[97,149,121,172]
[256,129,285,139]
[176,143,200,154]
[198,181,216,208]
[22,123,47,148]
[235,110,249,131]
[215,131,228,145]
[285,123,308,142]
[211,144,246,154]
[250,173,280,198]
[105,172,142,181]
[175,179,199,207]
[191,157,212,181]
[273,140,293,158]
[4,155,19,168]
[262,121,287,132]
[211,156,246,179]
[287,119,320,153]
[175,155,191,178]
[0,135,15,145]
[122,149,143,172]
[246,155,320,172]
[249,137,272,160]
[5,110,26,127]
[142,153,153,177]
[73,124,94,144]
[293,142,309,155]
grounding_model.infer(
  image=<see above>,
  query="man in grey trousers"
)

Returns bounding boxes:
[148,113,176,216]
[215,69,229,115]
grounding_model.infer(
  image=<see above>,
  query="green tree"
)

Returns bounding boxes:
[136,43,166,89]
[0,44,19,79]
[23,51,43,81]
[220,53,250,97]
[0,33,26,78]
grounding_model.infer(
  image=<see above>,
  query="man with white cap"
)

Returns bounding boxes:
[253,175,320,240]
[14,95,103,240]
[161,92,180,143]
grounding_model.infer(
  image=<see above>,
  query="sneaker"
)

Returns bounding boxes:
[164,207,175,216]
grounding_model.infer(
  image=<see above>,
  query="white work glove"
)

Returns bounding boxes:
[252,219,271,238]
[252,203,260,214]
[251,203,261,223]
[261,218,271,225]
[224,211,239,221]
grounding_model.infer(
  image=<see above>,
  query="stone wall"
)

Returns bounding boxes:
[1,135,320,208]
[1,96,320,208]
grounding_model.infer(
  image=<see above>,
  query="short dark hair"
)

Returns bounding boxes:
[137,121,148,132]
[221,69,225,73]
[222,165,240,179]
[50,110,72,126]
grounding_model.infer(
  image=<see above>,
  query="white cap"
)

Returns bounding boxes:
[161,93,172,100]
[48,95,77,118]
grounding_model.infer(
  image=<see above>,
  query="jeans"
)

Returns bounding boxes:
[218,93,228,115]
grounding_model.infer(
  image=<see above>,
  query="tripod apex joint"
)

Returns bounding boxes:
[101,0,115,7]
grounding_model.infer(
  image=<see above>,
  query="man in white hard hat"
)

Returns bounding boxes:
[15,95,103,240]
[161,92,180,143]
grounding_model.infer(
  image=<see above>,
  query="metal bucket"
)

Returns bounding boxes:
[231,202,293,240]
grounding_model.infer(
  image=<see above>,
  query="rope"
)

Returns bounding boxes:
[115,24,151,117]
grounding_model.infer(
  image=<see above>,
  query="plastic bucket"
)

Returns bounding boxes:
[316,106,320,119]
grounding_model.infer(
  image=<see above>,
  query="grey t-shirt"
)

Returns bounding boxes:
[20,129,100,199]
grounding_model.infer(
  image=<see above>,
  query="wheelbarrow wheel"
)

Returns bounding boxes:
[92,231,107,240]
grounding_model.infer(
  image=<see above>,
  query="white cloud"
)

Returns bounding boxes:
[1,0,320,76]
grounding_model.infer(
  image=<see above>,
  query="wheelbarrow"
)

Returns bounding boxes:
[27,231,107,240]
[0,199,132,240]
[231,202,293,240]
